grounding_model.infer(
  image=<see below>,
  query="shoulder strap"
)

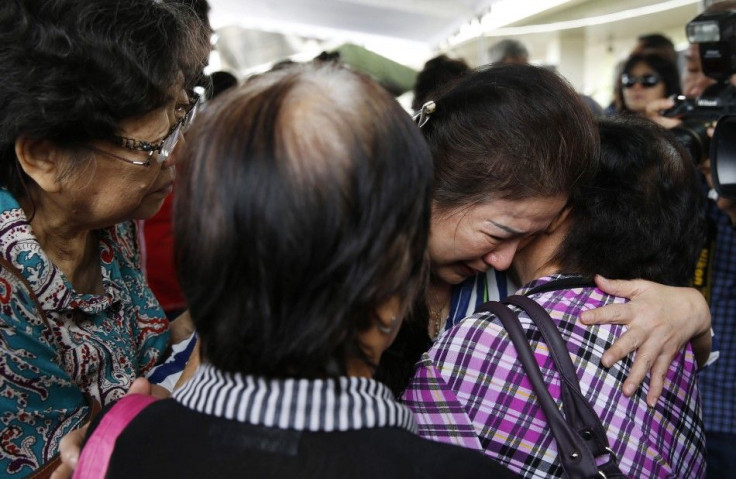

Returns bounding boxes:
[73,394,158,479]
[475,299,624,478]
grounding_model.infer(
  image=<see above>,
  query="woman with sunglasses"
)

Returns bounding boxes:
[618,53,681,116]
[0,1,208,475]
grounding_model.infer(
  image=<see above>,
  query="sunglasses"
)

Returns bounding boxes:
[621,73,662,88]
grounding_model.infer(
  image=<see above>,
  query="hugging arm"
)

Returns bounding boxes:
[580,275,711,407]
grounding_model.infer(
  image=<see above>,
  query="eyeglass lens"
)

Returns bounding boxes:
[158,97,200,163]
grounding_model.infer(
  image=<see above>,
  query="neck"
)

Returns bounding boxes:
[21,196,102,294]
[427,279,452,338]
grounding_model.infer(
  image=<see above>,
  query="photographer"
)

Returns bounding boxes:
[644,3,736,477]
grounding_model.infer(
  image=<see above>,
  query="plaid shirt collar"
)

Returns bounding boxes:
[174,363,417,433]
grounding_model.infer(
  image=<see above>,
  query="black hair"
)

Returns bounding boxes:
[412,55,470,112]
[174,62,433,378]
[0,0,210,198]
[423,63,599,211]
[635,33,677,62]
[555,116,704,286]
[208,71,238,99]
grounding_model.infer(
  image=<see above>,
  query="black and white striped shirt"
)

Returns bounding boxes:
[173,363,417,433]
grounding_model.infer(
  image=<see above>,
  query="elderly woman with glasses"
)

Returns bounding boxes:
[0,0,208,475]
[617,53,681,116]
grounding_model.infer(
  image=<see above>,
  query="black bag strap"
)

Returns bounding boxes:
[475,297,625,479]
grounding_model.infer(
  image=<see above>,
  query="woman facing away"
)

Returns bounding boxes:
[404,116,706,477]
[0,0,208,475]
[72,62,519,479]
[378,64,712,406]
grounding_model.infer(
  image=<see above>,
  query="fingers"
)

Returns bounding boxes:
[644,97,683,129]
[54,424,87,478]
[50,462,74,479]
[646,355,673,407]
[601,329,642,368]
[621,349,653,398]
[593,275,647,299]
[580,303,631,326]
[127,377,153,396]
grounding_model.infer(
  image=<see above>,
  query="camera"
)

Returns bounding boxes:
[662,9,736,197]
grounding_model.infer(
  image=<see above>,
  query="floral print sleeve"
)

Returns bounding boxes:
[0,264,88,475]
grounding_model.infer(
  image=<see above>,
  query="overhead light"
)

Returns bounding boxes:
[479,0,572,31]
[483,0,699,36]
[445,0,698,47]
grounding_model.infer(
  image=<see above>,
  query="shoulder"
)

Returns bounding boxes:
[349,428,517,477]
[433,312,513,367]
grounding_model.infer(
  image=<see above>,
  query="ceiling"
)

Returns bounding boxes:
[205,0,704,75]
[208,0,495,46]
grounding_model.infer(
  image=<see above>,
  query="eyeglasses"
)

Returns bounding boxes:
[621,74,662,89]
[105,93,202,167]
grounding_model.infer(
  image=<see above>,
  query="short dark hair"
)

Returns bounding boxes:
[634,33,677,63]
[554,116,704,286]
[422,63,599,211]
[0,0,210,197]
[412,55,469,111]
[618,53,681,113]
[174,62,433,378]
[487,39,529,64]
[208,71,238,99]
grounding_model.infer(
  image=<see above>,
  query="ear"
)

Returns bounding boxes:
[14,135,63,193]
[546,204,572,234]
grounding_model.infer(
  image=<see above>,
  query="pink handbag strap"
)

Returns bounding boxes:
[73,394,158,479]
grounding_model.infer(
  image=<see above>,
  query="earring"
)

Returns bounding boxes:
[376,316,397,335]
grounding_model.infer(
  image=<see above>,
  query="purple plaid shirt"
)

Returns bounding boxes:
[403,275,706,478]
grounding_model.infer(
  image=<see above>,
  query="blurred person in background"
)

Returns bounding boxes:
[605,32,677,115]
[487,38,603,116]
[617,53,680,116]
[412,55,469,112]
[487,38,529,65]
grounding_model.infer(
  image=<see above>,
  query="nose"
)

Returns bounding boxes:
[482,240,520,272]
[162,136,185,168]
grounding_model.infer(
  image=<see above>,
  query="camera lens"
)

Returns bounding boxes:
[670,119,710,164]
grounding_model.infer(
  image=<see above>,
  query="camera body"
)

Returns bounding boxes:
[666,84,736,165]
[663,10,736,197]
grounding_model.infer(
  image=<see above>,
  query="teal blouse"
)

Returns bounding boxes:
[0,189,169,476]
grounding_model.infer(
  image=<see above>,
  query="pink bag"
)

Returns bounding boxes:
[73,394,158,479]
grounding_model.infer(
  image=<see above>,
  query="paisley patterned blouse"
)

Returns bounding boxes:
[0,189,169,476]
